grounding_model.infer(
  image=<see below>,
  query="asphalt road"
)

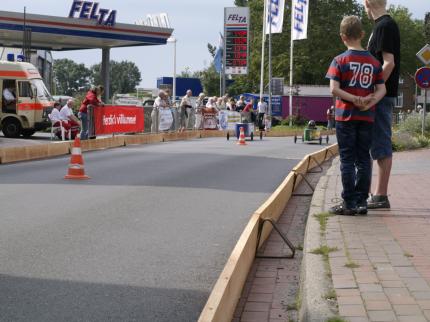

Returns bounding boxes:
[0,136,330,322]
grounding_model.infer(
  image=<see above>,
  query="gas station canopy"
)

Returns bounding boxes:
[0,9,173,100]
[0,10,173,50]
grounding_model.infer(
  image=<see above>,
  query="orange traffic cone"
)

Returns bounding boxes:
[237,127,247,146]
[65,135,90,180]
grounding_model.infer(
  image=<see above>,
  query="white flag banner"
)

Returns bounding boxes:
[265,0,286,34]
[291,0,309,40]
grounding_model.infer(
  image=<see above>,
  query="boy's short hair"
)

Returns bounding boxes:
[340,16,363,40]
[366,0,386,9]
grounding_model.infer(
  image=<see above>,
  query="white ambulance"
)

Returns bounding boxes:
[0,61,54,137]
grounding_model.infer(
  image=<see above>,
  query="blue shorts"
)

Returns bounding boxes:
[371,97,395,160]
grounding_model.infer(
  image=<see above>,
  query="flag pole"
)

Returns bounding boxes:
[259,0,268,100]
[219,71,222,97]
[289,4,294,127]
[268,4,272,120]
[222,9,226,96]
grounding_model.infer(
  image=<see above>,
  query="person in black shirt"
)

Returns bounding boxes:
[364,0,400,209]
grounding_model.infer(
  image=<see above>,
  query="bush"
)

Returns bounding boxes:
[283,114,309,126]
[392,131,421,151]
[416,135,430,148]
[398,113,430,136]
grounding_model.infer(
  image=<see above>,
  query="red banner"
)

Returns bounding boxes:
[93,105,144,135]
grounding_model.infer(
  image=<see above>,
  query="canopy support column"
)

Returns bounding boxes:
[101,48,110,102]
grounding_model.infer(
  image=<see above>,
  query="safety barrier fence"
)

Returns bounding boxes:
[197,144,339,322]
[0,130,224,164]
[0,129,334,164]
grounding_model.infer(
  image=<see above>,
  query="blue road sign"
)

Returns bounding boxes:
[415,67,430,89]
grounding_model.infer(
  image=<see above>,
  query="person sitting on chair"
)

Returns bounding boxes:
[49,102,72,140]
[3,85,16,112]
[60,99,81,139]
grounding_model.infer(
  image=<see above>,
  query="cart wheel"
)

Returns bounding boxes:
[319,137,322,145]
[326,135,329,144]
[294,135,297,144]
[227,132,230,141]
[260,131,263,140]
[250,132,254,141]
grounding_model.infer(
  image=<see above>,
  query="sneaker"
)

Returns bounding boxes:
[356,204,368,215]
[329,203,356,216]
[367,195,390,209]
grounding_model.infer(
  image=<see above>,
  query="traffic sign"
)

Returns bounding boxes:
[415,67,430,89]
[416,44,430,66]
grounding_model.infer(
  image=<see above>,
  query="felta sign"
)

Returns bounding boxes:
[69,1,117,26]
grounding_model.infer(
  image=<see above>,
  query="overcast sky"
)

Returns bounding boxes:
[1,1,425,89]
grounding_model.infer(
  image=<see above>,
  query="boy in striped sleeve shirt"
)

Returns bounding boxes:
[326,15,386,215]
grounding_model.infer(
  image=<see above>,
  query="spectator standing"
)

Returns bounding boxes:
[203,97,219,130]
[242,98,254,123]
[152,90,168,132]
[236,95,246,112]
[227,98,236,111]
[365,0,401,209]
[79,85,104,140]
[179,89,193,132]
[60,99,81,139]
[205,97,218,112]
[216,97,225,110]
[327,105,335,130]
[257,98,267,130]
[164,88,176,131]
[326,15,386,215]
[195,92,205,130]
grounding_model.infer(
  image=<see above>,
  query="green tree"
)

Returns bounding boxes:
[234,0,249,7]
[425,12,430,43]
[207,43,217,58]
[388,6,425,76]
[196,64,221,96]
[90,60,142,96]
[179,67,193,78]
[53,58,91,96]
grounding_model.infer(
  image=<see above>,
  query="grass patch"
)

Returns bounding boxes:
[296,243,303,251]
[286,303,297,311]
[310,246,339,257]
[404,252,414,258]
[324,289,337,301]
[295,291,302,312]
[271,125,305,132]
[314,212,335,236]
[327,317,348,322]
[344,261,360,269]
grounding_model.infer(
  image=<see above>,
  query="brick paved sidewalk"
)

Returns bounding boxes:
[232,162,331,322]
[325,149,430,322]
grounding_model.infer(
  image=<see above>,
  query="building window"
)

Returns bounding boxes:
[396,91,403,108]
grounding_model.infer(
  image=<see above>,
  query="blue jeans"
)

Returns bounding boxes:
[336,121,373,208]
[79,112,88,140]
[371,97,395,160]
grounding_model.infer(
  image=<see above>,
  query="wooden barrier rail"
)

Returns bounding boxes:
[0,130,226,164]
[198,144,339,322]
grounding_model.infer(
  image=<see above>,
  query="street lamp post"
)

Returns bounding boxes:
[167,37,177,105]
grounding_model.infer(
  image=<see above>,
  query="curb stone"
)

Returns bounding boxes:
[299,159,338,322]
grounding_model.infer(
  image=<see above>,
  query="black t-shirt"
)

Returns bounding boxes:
[368,15,401,98]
